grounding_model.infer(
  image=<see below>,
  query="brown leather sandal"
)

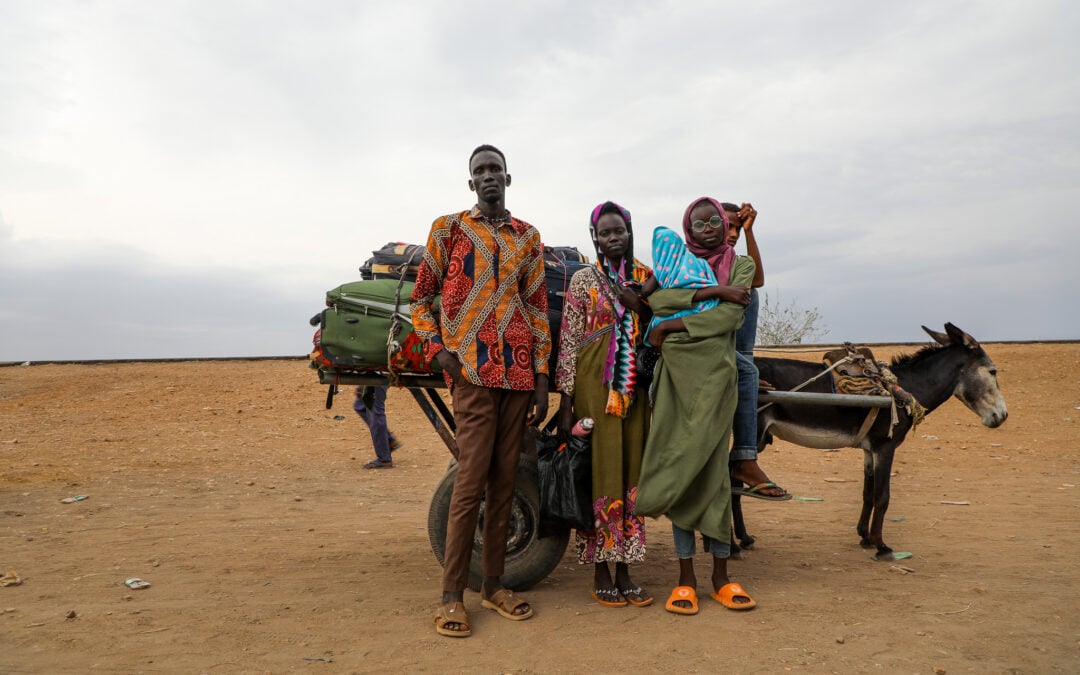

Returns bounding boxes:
[480,588,533,621]
[434,601,471,637]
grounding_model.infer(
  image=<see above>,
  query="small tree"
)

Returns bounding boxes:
[756,290,828,345]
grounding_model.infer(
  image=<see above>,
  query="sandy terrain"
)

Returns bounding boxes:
[1,342,1078,673]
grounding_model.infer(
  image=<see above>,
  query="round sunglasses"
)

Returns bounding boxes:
[690,215,726,232]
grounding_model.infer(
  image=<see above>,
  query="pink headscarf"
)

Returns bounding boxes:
[682,196,736,284]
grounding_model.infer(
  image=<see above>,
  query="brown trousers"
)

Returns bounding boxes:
[442,379,532,593]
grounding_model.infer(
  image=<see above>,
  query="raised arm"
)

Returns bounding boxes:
[739,203,765,288]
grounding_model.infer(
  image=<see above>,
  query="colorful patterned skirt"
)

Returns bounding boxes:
[571,340,649,564]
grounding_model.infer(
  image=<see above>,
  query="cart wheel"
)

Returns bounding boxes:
[428,455,570,592]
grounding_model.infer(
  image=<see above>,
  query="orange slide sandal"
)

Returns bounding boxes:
[664,586,699,615]
[711,582,757,610]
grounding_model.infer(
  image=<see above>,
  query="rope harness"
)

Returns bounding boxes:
[828,343,926,441]
[760,343,926,445]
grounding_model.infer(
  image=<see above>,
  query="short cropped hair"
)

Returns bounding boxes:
[469,144,507,171]
[720,202,742,228]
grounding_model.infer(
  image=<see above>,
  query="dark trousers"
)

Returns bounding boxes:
[353,386,392,462]
[442,379,532,593]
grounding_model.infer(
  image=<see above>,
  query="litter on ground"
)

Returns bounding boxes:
[0,571,22,587]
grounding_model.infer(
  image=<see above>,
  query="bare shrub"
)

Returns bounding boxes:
[757,290,828,345]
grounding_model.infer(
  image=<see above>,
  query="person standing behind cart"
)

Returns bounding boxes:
[554,201,655,608]
[411,144,551,639]
[353,386,401,469]
[714,201,789,500]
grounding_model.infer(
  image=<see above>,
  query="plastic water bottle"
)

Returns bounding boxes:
[571,417,594,437]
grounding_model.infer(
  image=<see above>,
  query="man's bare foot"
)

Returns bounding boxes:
[730,459,787,498]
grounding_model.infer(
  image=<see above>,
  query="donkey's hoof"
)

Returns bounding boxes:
[871,547,897,561]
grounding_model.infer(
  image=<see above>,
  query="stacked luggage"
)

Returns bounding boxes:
[311,242,591,376]
[359,242,425,282]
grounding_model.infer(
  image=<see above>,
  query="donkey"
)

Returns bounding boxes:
[742,323,1008,559]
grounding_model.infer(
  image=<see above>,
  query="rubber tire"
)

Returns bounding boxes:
[428,454,570,592]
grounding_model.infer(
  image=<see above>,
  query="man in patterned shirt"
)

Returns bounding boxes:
[411,144,550,638]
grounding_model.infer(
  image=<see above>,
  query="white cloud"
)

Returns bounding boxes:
[0,231,321,360]
[1,0,1078,359]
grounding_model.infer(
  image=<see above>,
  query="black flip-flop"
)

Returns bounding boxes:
[363,459,393,470]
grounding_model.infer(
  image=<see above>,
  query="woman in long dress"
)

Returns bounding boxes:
[555,201,655,608]
[636,197,759,615]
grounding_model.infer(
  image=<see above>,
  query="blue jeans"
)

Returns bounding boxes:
[354,386,394,462]
[672,523,731,559]
[736,288,759,356]
[730,352,759,463]
[730,288,760,463]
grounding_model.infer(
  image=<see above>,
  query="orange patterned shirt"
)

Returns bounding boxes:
[410,207,550,390]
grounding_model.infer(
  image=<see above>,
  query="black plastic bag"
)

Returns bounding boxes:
[635,344,660,392]
[536,432,593,532]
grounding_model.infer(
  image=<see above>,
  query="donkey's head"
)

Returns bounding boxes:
[922,323,1008,428]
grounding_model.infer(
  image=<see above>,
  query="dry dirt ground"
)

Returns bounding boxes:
[1,342,1078,673]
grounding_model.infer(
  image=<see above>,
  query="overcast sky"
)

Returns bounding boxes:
[2,1,1077,361]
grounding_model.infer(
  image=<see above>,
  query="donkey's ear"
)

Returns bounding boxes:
[944,322,980,349]
[922,325,950,345]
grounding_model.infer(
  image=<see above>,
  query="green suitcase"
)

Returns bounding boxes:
[317,279,440,372]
